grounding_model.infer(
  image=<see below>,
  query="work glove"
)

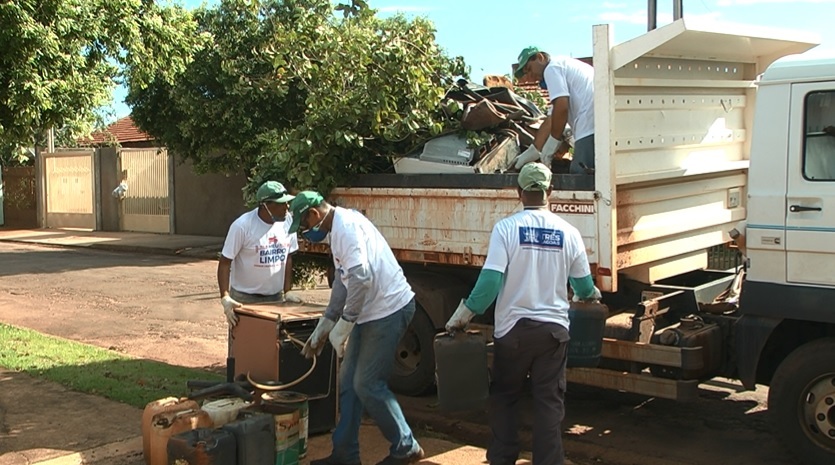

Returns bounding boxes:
[445,299,476,334]
[282,291,304,304]
[539,135,561,167]
[221,295,242,327]
[301,317,336,359]
[328,318,356,359]
[572,286,603,303]
[513,145,542,169]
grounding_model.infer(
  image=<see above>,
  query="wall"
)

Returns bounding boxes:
[173,156,248,237]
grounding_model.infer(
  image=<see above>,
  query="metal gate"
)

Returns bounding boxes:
[41,150,96,229]
[1,166,38,228]
[118,148,171,233]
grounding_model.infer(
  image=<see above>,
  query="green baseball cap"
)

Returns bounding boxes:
[256,181,295,203]
[288,191,325,234]
[514,46,541,79]
[518,162,552,191]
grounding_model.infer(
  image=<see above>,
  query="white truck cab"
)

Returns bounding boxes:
[735,58,835,465]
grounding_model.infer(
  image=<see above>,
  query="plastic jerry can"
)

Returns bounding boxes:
[201,397,251,428]
[142,397,199,465]
[149,408,213,465]
[567,301,608,368]
[166,427,236,465]
[222,410,276,465]
[650,316,723,380]
[433,331,489,412]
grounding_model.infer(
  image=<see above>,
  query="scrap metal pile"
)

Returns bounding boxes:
[392,79,547,174]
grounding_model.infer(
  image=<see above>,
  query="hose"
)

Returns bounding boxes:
[246,332,317,392]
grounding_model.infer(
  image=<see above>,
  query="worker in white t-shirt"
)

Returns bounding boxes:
[445,163,600,465]
[512,47,595,175]
[217,181,301,327]
[287,191,424,465]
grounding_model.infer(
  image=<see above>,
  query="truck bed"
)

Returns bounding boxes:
[299,20,816,292]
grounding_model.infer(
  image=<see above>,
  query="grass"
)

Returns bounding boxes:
[0,323,223,408]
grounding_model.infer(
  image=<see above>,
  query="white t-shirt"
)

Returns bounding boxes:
[542,56,595,140]
[221,208,298,295]
[483,209,591,338]
[329,207,414,324]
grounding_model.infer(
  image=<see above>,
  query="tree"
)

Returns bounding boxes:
[0,0,199,150]
[127,0,468,197]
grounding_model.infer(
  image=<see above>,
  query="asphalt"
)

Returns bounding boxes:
[0,227,535,465]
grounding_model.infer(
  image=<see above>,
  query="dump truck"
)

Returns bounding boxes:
[298,18,835,465]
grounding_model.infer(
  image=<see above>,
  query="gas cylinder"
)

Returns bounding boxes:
[567,301,608,368]
[433,330,489,412]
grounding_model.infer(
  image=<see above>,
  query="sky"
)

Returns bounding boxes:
[107,0,835,119]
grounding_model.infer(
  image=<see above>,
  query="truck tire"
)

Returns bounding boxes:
[389,305,437,396]
[768,338,835,465]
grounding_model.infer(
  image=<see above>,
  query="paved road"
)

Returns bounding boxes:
[0,242,800,465]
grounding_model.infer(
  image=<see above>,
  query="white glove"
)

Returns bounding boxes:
[282,291,303,304]
[445,299,476,333]
[572,286,602,303]
[328,318,355,359]
[513,145,541,169]
[540,135,560,167]
[301,317,336,359]
[221,295,242,327]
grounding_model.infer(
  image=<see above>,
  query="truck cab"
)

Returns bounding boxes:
[736,58,835,465]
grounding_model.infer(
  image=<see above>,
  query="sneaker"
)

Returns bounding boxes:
[311,456,362,465]
[374,447,425,465]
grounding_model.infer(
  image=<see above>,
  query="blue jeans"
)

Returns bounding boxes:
[330,299,420,462]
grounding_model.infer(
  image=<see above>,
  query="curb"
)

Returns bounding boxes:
[32,436,142,465]
[0,237,221,261]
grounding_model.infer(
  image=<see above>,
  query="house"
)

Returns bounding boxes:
[83,116,157,148]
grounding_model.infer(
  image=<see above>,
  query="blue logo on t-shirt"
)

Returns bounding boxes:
[519,227,564,249]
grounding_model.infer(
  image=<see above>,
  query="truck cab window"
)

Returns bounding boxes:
[803,90,835,181]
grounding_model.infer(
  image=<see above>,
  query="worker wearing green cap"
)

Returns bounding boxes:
[288,191,424,465]
[446,163,600,465]
[217,180,302,327]
[513,46,595,175]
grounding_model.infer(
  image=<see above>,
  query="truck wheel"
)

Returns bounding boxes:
[768,338,835,465]
[389,305,437,396]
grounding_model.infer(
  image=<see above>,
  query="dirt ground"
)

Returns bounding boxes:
[0,242,801,465]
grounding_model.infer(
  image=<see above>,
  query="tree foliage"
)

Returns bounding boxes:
[0,0,199,150]
[127,0,468,196]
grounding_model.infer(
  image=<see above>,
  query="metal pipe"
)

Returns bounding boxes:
[673,0,683,20]
[648,0,657,31]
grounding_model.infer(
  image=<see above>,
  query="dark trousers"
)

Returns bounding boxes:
[487,318,570,465]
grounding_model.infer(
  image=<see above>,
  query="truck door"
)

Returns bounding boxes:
[786,83,835,286]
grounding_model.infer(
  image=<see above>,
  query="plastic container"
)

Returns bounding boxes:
[567,301,608,368]
[166,427,236,465]
[433,331,489,412]
[141,397,198,465]
[259,393,300,465]
[148,407,213,465]
[222,410,276,465]
[202,397,251,427]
